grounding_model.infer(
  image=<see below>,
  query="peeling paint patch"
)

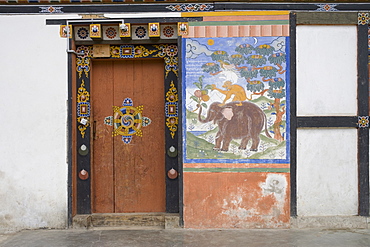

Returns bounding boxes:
[184,172,290,229]
[260,173,287,210]
[221,190,250,220]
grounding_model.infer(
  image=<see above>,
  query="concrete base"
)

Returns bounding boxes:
[72,215,92,229]
[291,216,370,229]
[73,215,369,230]
[72,213,180,230]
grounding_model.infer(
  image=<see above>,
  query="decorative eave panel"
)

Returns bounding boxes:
[4,3,370,14]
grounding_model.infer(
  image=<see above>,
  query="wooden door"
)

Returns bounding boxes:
[91,59,165,213]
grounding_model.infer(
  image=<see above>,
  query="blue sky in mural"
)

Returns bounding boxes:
[183,36,290,164]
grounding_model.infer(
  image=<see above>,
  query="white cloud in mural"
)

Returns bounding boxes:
[270,37,286,52]
[186,39,213,59]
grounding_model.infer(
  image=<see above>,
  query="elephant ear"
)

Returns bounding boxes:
[221,107,234,120]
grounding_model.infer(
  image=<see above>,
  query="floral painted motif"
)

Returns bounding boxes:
[166,3,214,12]
[111,46,120,58]
[39,6,63,13]
[76,46,93,78]
[166,81,179,139]
[358,116,369,128]
[358,13,369,25]
[315,4,338,12]
[77,27,89,39]
[163,26,175,38]
[105,27,117,39]
[165,45,178,57]
[135,26,147,39]
[77,80,90,138]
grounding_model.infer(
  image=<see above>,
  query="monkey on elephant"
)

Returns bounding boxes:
[198,101,271,152]
[211,81,247,106]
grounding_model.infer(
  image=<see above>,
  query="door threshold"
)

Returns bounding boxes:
[72,213,180,230]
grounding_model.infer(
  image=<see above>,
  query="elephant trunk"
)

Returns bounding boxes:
[198,104,211,123]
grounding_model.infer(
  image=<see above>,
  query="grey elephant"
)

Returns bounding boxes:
[198,101,271,152]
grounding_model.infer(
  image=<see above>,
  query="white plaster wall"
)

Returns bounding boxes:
[297,129,358,216]
[0,14,77,233]
[296,25,359,216]
[296,25,357,116]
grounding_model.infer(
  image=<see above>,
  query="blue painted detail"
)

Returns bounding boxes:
[120,45,135,58]
[77,102,90,117]
[122,136,132,144]
[165,102,178,117]
[134,26,147,39]
[104,116,113,126]
[315,4,338,12]
[122,97,133,106]
[142,117,152,127]
[166,3,214,12]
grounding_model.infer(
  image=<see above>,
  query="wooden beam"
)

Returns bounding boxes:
[289,12,297,217]
[357,24,369,216]
[296,12,358,25]
[297,116,358,128]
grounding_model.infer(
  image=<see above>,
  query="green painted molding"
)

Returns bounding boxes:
[183,167,290,173]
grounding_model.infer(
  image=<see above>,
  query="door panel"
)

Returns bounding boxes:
[91,61,115,213]
[92,59,165,213]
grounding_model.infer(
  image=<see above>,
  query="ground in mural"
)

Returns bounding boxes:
[183,36,289,163]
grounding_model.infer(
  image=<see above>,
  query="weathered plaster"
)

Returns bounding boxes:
[296,25,357,116]
[297,129,358,216]
[0,15,78,233]
[183,172,290,229]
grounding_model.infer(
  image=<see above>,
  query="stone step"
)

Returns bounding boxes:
[73,213,180,229]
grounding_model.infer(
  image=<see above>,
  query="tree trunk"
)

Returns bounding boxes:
[273,98,285,142]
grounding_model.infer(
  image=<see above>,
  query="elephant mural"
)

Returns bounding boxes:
[198,101,271,152]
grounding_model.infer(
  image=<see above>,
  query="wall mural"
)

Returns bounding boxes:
[183,37,290,163]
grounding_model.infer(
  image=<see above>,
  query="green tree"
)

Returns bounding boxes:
[201,43,287,141]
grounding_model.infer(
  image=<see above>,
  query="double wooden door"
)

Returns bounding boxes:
[91,59,165,213]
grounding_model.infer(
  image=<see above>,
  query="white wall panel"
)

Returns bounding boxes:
[297,129,358,216]
[297,25,357,116]
[0,14,77,233]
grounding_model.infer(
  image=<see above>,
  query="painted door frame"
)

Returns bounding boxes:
[289,12,370,217]
[71,43,181,217]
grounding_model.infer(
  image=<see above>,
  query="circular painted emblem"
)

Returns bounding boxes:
[106,98,152,144]
[105,27,117,39]
[77,27,89,39]
[162,26,174,38]
[114,106,142,136]
[165,45,178,57]
[135,26,146,39]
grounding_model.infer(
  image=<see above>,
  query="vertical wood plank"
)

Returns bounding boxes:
[91,60,115,213]
[113,59,165,213]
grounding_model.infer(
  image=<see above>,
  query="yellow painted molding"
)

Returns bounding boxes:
[181,10,290,17]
